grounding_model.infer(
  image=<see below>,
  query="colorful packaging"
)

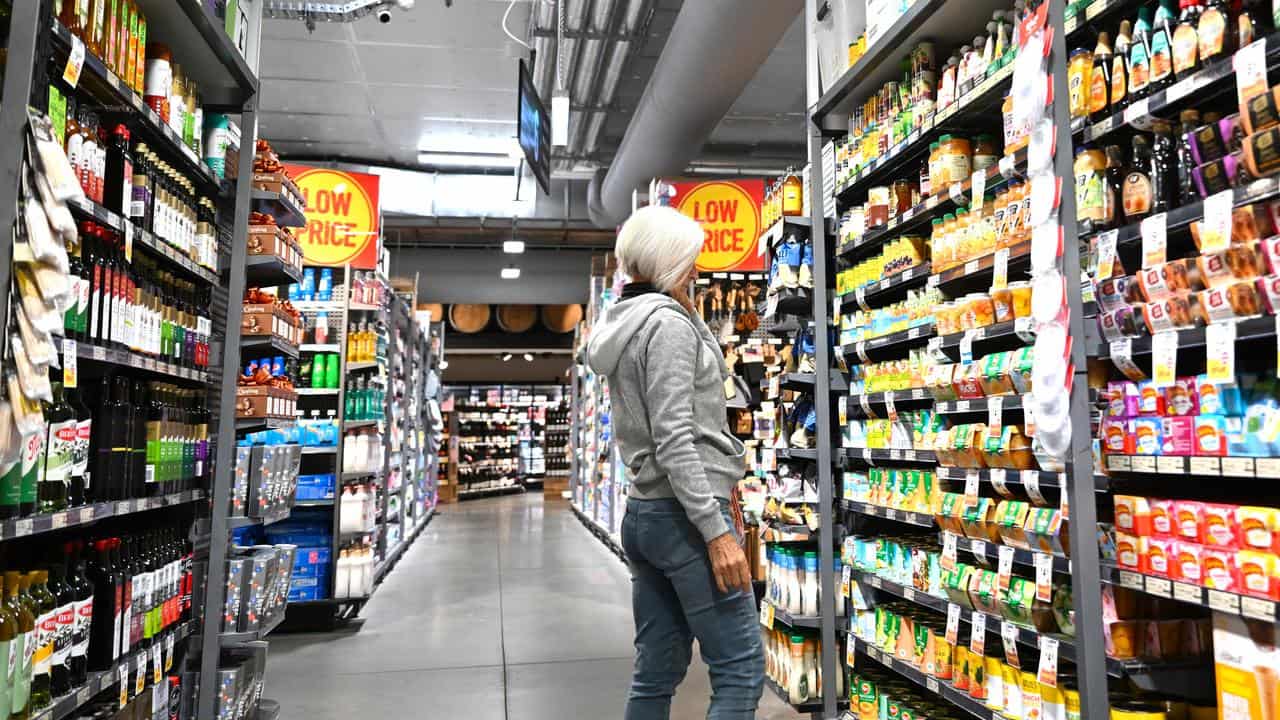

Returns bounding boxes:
[1107,381,1139,418]
[1137,380,1165,416]
[1116,532,1145,572]
[1201,547,1239,591]
[1173,541,1205,584]
[1146,537,1177,578]
[1150,498,1176,537]
[1133,418,1163,455]
[1164,377,1200,416]
[1201,503,1239,548]
[1174,501,1206,542]
[1236,550,1279,600]
[1237,506,1278,552]
[1193,415,1229,456]
[1213,612,1280,717]
[1161,416,1196,455]
[1114,495,1152,536]
[1102,419,1133,454]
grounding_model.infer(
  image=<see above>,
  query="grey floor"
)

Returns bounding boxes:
[266,493,803,719]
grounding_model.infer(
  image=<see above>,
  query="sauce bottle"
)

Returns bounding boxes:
[0,573,15,718]
[1111,20,1133,114]
[1177,109,1201,205]
[1150,121,1177,214]
[1129,7,1154,99]
[1149,0,1177,91]
[58,0,81,36]
[1171,0,1202,78]
[1123,134,1155,220]
[1089,32,1113,123]
[1237,0,1267,48]
[103,125,133,218]
[1105,145,1127,228]
[1197,0,1233,64]
[8,571,34,720]
[1068,48,1092,120]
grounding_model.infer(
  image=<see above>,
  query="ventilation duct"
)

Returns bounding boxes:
[262,0,412,22]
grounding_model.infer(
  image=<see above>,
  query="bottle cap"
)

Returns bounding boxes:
[114,124,130,140]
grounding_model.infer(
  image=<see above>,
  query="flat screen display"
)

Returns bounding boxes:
[518,59,551,195]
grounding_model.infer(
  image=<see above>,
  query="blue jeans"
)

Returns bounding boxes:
[621,497,764,720]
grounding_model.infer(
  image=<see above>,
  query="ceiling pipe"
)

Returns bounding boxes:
[581,0,649,157]
[565,0,619,154]
[587,0,802,228]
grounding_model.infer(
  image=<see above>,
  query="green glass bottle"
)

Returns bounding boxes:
[7,572,33,720]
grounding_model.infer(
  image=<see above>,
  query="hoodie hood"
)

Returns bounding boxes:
[586,293,686,376]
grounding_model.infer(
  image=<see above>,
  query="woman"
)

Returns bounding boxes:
[586,205,763,720]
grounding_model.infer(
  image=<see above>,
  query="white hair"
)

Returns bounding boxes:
[615,205,704,292]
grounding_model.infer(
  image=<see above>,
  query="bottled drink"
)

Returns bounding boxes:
[1178,110,1202,206]
[68,387,91,505]
[1149,0,1176,91]
[1123,134,1155,221]
[146,383,161,492]
[1198,0,1233,65]
[1171,0,1202,78]
[28,572,55,710]
[22,426,46,517]
[1149,122,1178,215]
[47,561,74,697]
[41,382,74,513]
[1129,7,1154,99]
[1089,32,1113,123]
[86,540,119,671]
[8,571,34,720]
[66,542,93,687]
[0,574,17,718]
[103,125,134,218]
[0,453,18,520]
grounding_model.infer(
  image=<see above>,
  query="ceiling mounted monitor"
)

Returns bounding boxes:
[518,59,552,195]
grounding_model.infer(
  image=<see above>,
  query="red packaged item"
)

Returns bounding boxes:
[1173,541,1205,584]
[1237,506,1279,552]
[1236,551,1280,600]
[1201,547,1239,592]
[1200,503,1239,548]
[1174,501,1205,542]
[1102,419,1134,455]
[1146,537,1176,578]
[1163,378,1200,417]
[1115,495,1152,536]
[1137,260,1192,301]
[1150,499,1176,538]
[1256,274,1280,313]
[1141,295,1197,334]
[1160,417,1196,455]
[1116,532,1146,572]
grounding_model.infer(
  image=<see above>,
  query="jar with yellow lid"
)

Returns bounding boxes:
[1068,48,1093,120]
[782,172,803,216]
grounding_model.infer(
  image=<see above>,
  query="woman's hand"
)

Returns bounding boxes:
[707,532,753,594]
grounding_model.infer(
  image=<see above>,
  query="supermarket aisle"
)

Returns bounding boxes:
[266,494,801,719]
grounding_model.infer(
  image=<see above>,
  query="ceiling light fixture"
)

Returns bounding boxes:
[551,92,569,147]
[523,353,534,362]
[501,353,513,362]
[416,151,520,169]
[503,240,525,254]
[500,266,521,280]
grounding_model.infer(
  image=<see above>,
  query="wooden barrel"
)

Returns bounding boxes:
[418,303,444,323]
[448,304,491,333]
[496,305,537,333]
[540,304,583,333]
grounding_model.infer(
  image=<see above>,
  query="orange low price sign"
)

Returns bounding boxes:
[669,178,765,273]
[285,164,381,269]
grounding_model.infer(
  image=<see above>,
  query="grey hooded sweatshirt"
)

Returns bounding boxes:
[586,291,746,542]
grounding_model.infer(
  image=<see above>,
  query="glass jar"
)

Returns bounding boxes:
[1068,47,1093,120]
[973,134,999,172]
[938,134,973,185]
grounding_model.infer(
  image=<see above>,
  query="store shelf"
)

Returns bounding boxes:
[348,302,383,312]
[236,417,295,431]
[292,499,334,507]
[458,485,525,500]
[935,240,1033,292]
[935,395,1026,414]
[300,446,338,454]
[758,215,827,249]
[291,301,343,313]
[30,619,195,720]
[844,387,934,415]
[53,338,210,384]
[938,318,1036,354]
[1072,32,1280,145]
[1102,453,1280,479]
[1102,564,1280,621]
[1063,0,1131,35]
[240,334,300,359]
[1089,315,1278,360]
[0,490,204,542]
[219,610,286,646]
[840,324,934,360]
[64,195,220,285]
[781,370,848,393]
[764,675,832,714]
[839,265,931,308]
[842,447,936,464]
[300,344,342,353]
[934,466,1096,493]
[773,447,819,462]
[244,254,303,288]
[840,500,935,528]
[848,643,991,720]
[954,535,1072,574]
[48,20,225,192]
[347,360,382,372]
[296,388,340,396]
[250,189,307,228]
[343,419,379,430]
[340,470,381,481]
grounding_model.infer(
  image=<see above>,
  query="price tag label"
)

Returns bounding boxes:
[971,539,989,565]
[946,603,962,645]
[838,396,848,426]
[987,396,1003,433]
[134,652,145,695]
[855,286,869,311]
[842,565,852,600]
[63,35,86,88]
[1109,337,1146,381]
[1095,229,1119,280]
[1235,39,1269,103]
[1035,550,1054,602]
[885,391,898,422]
[1206,322,1237,383]
[989,468,1010,497]
[1023,470,1047,506]
[123,221,133,264]
[1124,97,1150,125]
[964,469,980,505]
[14,519,31,537]
[997,545,1016,593]
[847,633,857,667]
[999,154,1017,178]
[1140,213,1168,268]
[759,600,775,629]
[1038,636,1060,687]
[1152,330,1178,388]
[950,182,965,202]
[151,644,162,684]
[992,248,1009,290]
[1208,589,1241,614]
[927,677,940,694]
[1001,621,1021,667]
[964,259,981,276]
[164,634,174,671]
[1200,190,1235,252]
[903,585,915,601]
[804,506,820,532]
[971,170,987,211]
[1146,576,1173,598]
[118,663,128,708]
[970,611,987,656]
[1242,596,1277,621]
[51,512,66,530]
[960,330,978,364]
[1173,581,1203,604]
[62,340,77,389]
[942,531,958,571]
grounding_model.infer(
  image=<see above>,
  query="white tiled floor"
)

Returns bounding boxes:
[266,493,804,719]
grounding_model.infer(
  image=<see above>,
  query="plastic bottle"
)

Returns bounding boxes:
[1149,0,1176,91]
[1129,6,1154,99]
[300,268,315,301]
[1199,0,1234,64]
[801,552,818,616]
[1111,20,1132,114]
[334,548,350,599]
[7,571,33,720]
[317,269,333,302]
[325,353,339,389]
[787,635,808,705]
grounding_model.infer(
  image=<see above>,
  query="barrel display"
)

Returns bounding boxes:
[540,304,583,333]
[448,304,491,333]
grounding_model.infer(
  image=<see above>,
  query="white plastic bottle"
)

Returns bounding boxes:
[787,635,808,705]
[786,552,802,615]
[801,552,819,616]
[335,548,351,598]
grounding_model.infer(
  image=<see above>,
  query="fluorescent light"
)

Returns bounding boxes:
[501,353,513,362]
[500,267,521,279]
[503,240,525,254]
[551,92,569,147]
[523,353,534,362]
[417,152,519,169]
